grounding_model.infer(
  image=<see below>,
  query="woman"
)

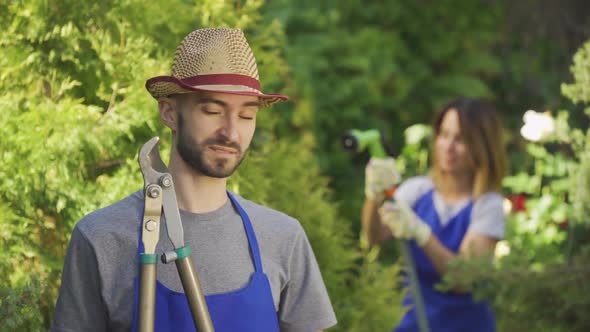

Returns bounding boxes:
[362,98,507,332]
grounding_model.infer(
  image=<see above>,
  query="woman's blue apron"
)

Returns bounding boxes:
[131,192,280,331]
[394,190,496,332]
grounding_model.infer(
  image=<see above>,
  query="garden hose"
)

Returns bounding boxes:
[342,129,430,332]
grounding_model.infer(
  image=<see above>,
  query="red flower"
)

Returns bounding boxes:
[507,193,527,212]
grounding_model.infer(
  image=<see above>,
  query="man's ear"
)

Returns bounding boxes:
[158,97,178,131]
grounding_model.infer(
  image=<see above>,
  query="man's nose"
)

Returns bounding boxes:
[219,115,239,142]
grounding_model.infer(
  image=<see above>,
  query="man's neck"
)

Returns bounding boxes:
[168,154,229,214]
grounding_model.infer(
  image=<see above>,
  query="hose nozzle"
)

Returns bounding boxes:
[341,129,387,158]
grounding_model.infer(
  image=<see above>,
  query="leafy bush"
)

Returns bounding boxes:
[0,277,45,332]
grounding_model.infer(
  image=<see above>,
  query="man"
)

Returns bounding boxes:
[52,27,337,332]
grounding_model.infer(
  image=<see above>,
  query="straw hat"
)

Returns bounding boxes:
[146,28,288,107]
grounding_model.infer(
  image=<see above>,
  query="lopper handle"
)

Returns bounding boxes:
[138,256,158,332]
[175,253,215,332]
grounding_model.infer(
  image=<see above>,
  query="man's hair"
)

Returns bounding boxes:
[430,97,507,197]
[170,93,194,109]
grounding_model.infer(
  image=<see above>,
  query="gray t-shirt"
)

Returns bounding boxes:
[394,176,505,239]
[51,190,337,332]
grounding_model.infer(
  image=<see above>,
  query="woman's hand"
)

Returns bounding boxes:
[378,200,432,246]
[364,157,401,200]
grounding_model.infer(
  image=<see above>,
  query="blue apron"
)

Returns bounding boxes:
[394,190,496,332]
[131,192,280,331]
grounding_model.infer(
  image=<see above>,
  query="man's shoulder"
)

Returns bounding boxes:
[75,190,144,239]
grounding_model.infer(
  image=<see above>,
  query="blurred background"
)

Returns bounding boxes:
[1,0,589,331]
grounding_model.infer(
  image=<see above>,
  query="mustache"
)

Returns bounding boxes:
[203,138,241,152]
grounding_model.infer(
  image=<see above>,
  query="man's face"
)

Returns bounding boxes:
[175,92,259,178]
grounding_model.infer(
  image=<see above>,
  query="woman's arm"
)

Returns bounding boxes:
[422,192,505,277]
[361,196,392,247]
[378,193,503,278]
[421,232,498,277]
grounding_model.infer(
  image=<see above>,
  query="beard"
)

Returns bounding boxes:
[176,113,246,178]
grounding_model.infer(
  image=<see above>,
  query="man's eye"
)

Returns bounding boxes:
[203,108,221,115]
[239,111,257,120]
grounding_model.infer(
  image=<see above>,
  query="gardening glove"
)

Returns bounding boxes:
[364,157,401,201]
[379,200,432,247]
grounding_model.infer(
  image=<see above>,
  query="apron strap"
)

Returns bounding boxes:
[227,191,264,273]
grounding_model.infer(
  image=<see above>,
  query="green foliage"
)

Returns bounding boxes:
[396,124,433,178]
[561,41,590,105]
[438,252,590,332]
[336,248,405,332]
[561,40,590,225]
[502,39,590,263]
[0,277,45,332]
[503,142,573,264]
